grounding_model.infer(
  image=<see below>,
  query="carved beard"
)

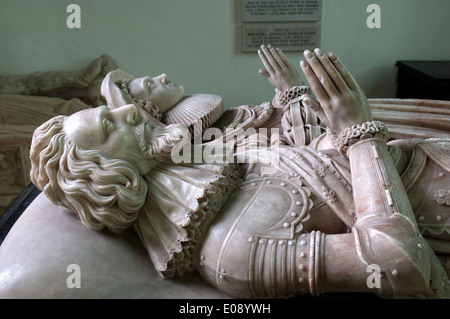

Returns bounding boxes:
[135,121,187,165]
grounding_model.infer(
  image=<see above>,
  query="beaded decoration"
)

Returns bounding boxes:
[328,120,389,156]
[277,86,311,107]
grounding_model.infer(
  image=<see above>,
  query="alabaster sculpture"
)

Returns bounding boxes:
[0,54,116,107]
[0,55,116,213]
[22,46,450,298]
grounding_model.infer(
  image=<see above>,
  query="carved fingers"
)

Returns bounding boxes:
[326,52,359,92]
[299,57,329,102]
[300,49,373,132]
[301,49,340,100]
[258,44,303,91]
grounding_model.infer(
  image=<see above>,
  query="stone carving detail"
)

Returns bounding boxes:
[434,189,450,206]
[1,47,449,300]
[400,147,427,192]
[0,54,116,106]
[0,55,115,215]
[321,186,337,203]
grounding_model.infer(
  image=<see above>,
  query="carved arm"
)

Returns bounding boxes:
[298,49,432,296]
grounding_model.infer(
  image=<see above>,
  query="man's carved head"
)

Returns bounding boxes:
[30,104,188,233]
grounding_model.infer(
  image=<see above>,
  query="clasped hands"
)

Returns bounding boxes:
[258,45,373,134]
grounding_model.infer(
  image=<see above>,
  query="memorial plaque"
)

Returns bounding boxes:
[242,23,321,52]
[242,0,322,22]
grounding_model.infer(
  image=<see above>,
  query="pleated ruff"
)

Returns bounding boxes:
[133,162,241,277]
[163,94,224,137]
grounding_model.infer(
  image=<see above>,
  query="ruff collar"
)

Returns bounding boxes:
[132,162,241,277]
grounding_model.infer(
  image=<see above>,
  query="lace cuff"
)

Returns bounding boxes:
[328,120,389,156]
[276,86,311,107]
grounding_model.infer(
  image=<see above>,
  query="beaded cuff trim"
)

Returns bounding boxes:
[328,120,389,156]
[277,86,311,107]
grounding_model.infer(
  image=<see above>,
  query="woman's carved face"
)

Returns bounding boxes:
[128,74,185,113]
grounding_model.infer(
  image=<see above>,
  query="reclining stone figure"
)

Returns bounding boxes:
[29,46,450,298]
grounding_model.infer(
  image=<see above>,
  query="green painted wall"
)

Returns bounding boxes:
[1,0,449,108]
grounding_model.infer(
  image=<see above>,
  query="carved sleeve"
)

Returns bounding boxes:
[273,86,324,147]
[310,137,443,297]
[344,137,437,295]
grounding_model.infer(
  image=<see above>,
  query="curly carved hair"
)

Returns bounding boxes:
[30,115,147,233]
